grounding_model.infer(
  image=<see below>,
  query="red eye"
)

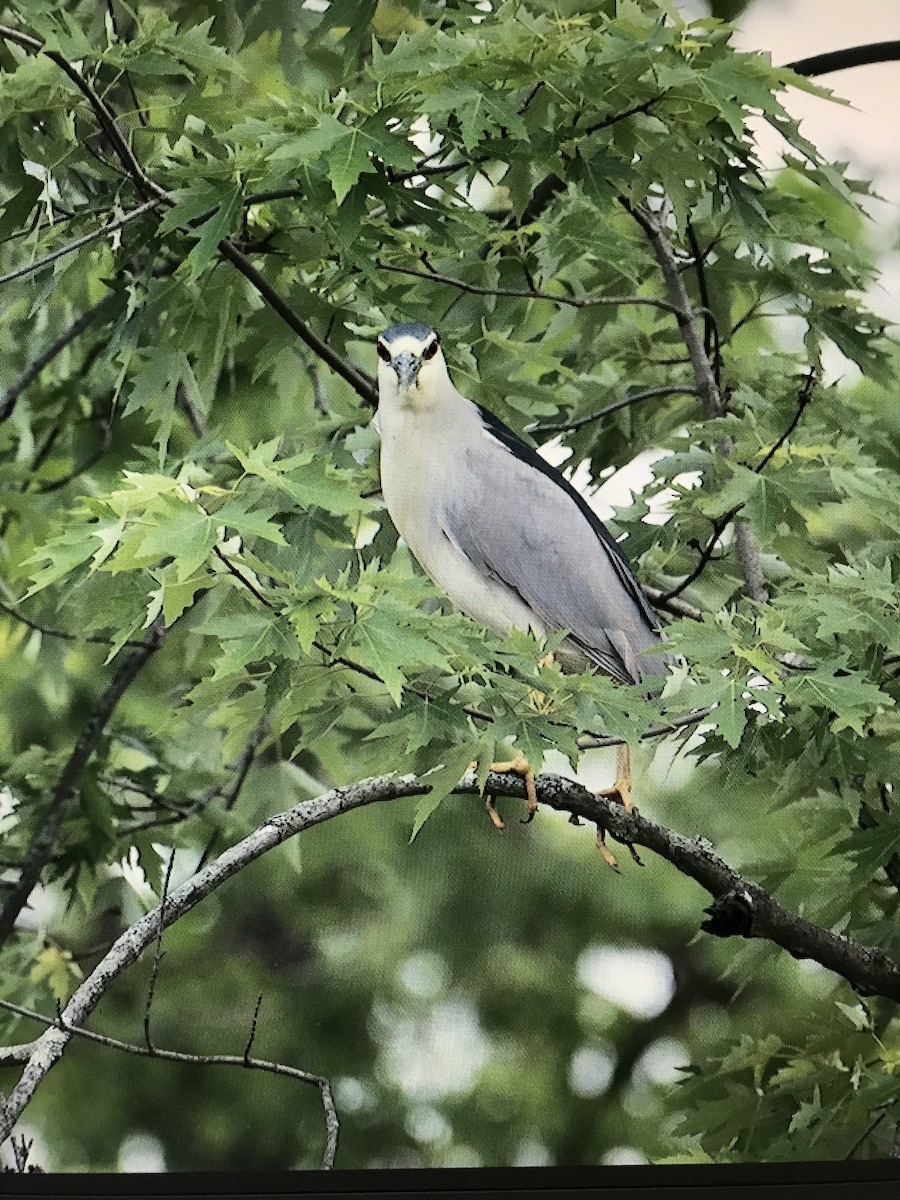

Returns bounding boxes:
[377,341,391,363]
[422,339,439,361]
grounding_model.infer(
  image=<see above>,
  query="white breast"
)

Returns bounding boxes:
[377,391,543,640]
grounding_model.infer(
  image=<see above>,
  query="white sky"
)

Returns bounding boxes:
[688,0,900,315]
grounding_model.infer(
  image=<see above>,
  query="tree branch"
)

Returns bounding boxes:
[0,298,114,423]
[754,369,815,475]
[2,763,898,1146]
[529,385,699,435]
[0,25,376,409]
[786,42,900,78]
[214,239,376,405]
[0,997,338,1169]
[0,618,166,949]
[659,511,735,603]
[627,200,769,603]
[643,586,703,623]
[377,260,685,317]
[0,595,144,648]
[0,199,162,289]
[659,372,815,603]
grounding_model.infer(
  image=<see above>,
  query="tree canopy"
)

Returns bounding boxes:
[0,0,898,1173]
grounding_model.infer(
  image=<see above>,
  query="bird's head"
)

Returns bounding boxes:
[376,323,448,410]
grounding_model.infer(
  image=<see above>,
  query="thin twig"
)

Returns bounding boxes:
[196,717,271,870]
[577,707,711,750]
[0,199,161,289]
[214,547,276,610]
[143,850,175,1052]
[0,298,114,422]
[377,259,685,316]
[0,596,144,648]
[244,994,264,1064]
[754,370,815,474]
[844,1110,887,1160]
[686,220,722,392]
[0,24,375,409]
[660,371,816,602]
[530,385,699,435]
[660,511,735,602]
[0,997,339,1169]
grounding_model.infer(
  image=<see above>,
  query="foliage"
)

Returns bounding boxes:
[0,0,897,1171]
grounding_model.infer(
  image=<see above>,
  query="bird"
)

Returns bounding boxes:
[374,321,667,859]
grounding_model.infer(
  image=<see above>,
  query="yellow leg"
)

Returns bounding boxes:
[490,751,538,824]
[526,651,556,714]
[597,742,633,814]
[485,795,505,831]
[596,826,621,872]
[596,743,643,868]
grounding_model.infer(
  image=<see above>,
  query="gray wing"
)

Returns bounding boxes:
[446,419,666,685]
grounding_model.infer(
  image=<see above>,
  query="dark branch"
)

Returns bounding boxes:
[143,850,175,1052]
[0,200,161,289]
[786,42,900,78]
[686,220,722,392]
[0,596,143,648]
[660,511,736,602]
[660,371,816,602]
[0,618,166,949]
[196,716,271,869]
[0,24,375,408]
[529,385,699,435]
[0,997,338,1169]
[214,240,376,406]
[0,298,113,423]
[754,370,815,474]
[377,259,684,316]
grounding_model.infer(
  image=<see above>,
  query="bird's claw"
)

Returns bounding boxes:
[594,742,643,866]
[488,751,538,825]
[595,826,621,872]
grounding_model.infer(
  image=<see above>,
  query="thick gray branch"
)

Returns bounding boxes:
[631,202,770,603]
[2,766,899,1146]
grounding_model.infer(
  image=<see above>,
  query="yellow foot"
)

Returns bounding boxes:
[595,743,643,868]
[489,751,538,824]
[527,687,552,714]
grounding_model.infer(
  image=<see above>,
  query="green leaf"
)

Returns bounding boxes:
[787,665,894,735]
[186,184,242,281]
[138,506,218,581]
[409,742,478,843]
[124,348,185,464]
[0,175,42,240]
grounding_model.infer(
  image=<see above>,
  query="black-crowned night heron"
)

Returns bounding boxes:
[375,322,667,856]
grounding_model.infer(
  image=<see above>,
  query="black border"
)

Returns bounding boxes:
[1,1162,900,1198]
